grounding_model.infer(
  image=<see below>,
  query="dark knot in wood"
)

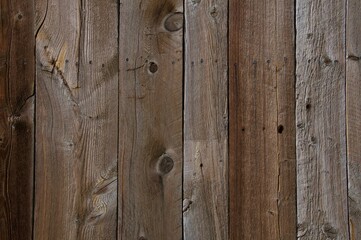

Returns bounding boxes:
[158,155,174,175]
[164,12,183,32]
[149,62,158,73]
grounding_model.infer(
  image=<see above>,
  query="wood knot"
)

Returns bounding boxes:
[183,199,193,212]
[164,12,183,32]
[347,55,360,61]
[277,125,284,134]
[322,223,338,238]
[149,62,158,73]
[157,155,174,175]
[210,6,218,17]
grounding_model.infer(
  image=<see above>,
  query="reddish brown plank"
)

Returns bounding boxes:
[0,0,34,238]
[229,0,296,239]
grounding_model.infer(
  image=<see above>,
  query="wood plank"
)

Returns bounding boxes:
[34,0,118,238]
[183,0,228,239]
[0,0,35,238]
[229,0,296,238]
[296,0,349,239]
[346,0,361,238]
[118,0,183,239]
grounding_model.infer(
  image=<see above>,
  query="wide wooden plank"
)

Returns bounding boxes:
[229,0,296,239]
[346,0,361,238]
[118,0,183,239]
[0,0,35,238]
[183,0,228,239]
[296,0,349,239]
[34,0,118,238]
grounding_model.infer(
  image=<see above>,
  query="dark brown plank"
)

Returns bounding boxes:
[118,0,183,239]
[34,0,118,238]
[346,0,361,238]
[183,0,228,239]
[229,0,296,238]
[296,0,349,239]
[0,0,34,238]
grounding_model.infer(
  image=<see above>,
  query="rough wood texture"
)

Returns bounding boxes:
[118,0,183,239]
[347,0,361,238]
[229,0,296,239]
[0,0,34,238]
[183,0,228,239]
[34,0,118,238]
[296,0,349,239]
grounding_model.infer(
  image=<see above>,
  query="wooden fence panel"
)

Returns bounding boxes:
[118,0,183,239]
[296,0,349,239]
[0,0,34,238]
[183,0,228,239]
[229,0,296,239]
[347,0,361,238]
[34,0,118,238]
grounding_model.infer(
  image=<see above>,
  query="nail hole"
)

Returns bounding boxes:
[277,125,284,134]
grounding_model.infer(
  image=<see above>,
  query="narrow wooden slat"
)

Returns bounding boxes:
[34,0,118,238]
[0,0,34,238]
[346,0,361,238]
[183,0,228,239]
[229,0,296,238]
[296,0,349,239]
[118,0,183,239]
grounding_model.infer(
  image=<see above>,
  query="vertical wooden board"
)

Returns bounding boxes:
[346,0,361,238]
[118,0,183,239]
[34,0,118,238]
[0,0,34,239]
[229,0,296,239]
[296,0,349,239]
[183,0,228,239]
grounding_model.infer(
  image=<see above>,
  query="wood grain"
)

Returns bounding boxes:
[346,0,361,238]
[183,0,228,239]
[229,0,296,239]
[34,0,118,238]
[0,0,34,238]
[296,0,349,239]
[118,0,183,239]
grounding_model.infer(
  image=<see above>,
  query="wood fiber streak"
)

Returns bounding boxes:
[346,0,361,239]
[0,0,35,239]
[34,0,118,238]
[118,0,183,239]
[183,0,228,239]
[296,0,349,239]
[229,0,296,239]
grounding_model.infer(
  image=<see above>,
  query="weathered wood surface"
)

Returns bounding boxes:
[118,0,183,239]
[0,0,35,239]
[34,0,118,238]
[229,0,296,239]
[183,0,228,239]
[296,0,349,239]
[347,0,361,238]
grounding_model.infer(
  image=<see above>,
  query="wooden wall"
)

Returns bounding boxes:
[0,0,360,239]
